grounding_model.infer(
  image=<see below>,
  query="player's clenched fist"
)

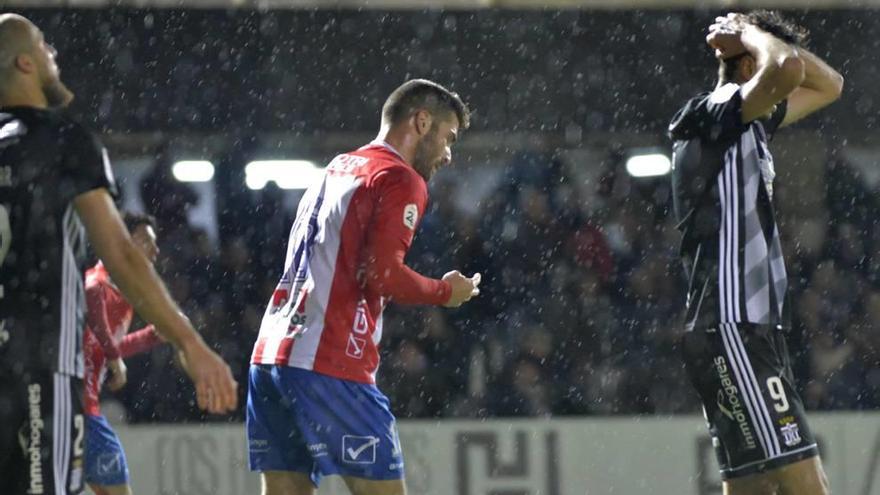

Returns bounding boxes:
[442,270,482,307]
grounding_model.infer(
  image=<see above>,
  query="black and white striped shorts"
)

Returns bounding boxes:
[681,323,819,480]
[0,369,85,495]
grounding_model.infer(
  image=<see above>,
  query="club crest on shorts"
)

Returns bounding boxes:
[403,204,418,230]
[779,421,802,447]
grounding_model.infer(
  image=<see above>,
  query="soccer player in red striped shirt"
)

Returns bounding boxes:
[247,79,480,495]
[83,213,165,495]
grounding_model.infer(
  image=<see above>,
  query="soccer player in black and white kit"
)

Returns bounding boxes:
[669,11,843,495]
[0,14,237,495]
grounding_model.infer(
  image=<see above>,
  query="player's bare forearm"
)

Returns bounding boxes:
[796,48,843,96]
[741,24,801,70]
[74,190,202,352]
[739,25,804,122]
[779,48,843,127]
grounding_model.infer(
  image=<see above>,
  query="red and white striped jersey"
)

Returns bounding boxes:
[83,262,163,416]
[250,142,452,383]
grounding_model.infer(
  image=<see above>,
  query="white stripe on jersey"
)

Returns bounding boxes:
[254,172,363,367]
[59,207,78,375]
[287,174,363,369]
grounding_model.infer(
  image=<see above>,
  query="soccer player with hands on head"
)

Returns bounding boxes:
[669,10,842,495]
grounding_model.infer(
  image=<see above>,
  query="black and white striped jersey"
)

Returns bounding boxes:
[0,107,117,377]
[668,83,789,331]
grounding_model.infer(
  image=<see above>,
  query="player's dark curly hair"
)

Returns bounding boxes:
[719,10,809,84]
[122,211,157,234]
[745,10,809,46]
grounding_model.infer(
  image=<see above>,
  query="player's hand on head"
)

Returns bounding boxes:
[707,13,748,59]
[106,358,128,392]
[442,270,482,308]
[180,338,239,414]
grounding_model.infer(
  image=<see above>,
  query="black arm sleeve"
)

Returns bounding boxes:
[668,84,748,145]
[761,99,788,140]
[61,123,119,198]
[696,85,748,143]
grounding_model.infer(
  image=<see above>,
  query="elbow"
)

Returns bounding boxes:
[364,263,394,297]
[778,56,806,89]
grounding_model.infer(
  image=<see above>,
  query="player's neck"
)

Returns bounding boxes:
[374,127,417,166]
[0,84,48,109]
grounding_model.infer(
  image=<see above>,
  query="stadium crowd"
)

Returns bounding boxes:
[113,144,880,422]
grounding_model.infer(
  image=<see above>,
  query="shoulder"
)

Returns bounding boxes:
[370,162,426,194]
[708,83,741,105]
[55,116,105,151]
[669,85,745,142]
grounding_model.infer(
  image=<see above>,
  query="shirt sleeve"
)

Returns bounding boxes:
[761,99,788,139]
[62,122,119,198]
[119,325,164,358]
[695,84,749,143]
[362,166,452,305]
[85,283,121,360]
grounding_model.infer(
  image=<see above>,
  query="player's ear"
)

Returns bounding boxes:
[741,55,757,81]
[13,53,36,74]
[414,110,433,136]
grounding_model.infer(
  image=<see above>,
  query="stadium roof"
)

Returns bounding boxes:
[4,0,879,8]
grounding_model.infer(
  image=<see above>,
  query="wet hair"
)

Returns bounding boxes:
[719,10,809,84]
[122,211,157,234]
[745,10,809,46]
[381,79,471,130]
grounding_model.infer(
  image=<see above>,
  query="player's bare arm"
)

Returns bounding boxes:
[779,48,844,127]
[716,21,804,123]
[74,188,237,414]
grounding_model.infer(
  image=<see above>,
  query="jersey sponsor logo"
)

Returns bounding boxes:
[248,438,270,454]
[308,442,328,457]
[403,204,418,230]
[342,435,379,464]
[346,334,367,359]
[26,383,44,495]
[714,356,756,450]
[280,289,309,338]
[352,306,368,335]
[346,303,369,358]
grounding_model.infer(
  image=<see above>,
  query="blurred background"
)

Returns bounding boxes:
[7,1,880,493]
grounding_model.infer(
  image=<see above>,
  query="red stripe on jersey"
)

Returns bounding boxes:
[312,185,378,382]
[275,336,296,366]
[251,335,269,363]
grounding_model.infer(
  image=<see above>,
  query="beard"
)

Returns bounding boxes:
[412,128,440,181]
[43,77,74,108]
